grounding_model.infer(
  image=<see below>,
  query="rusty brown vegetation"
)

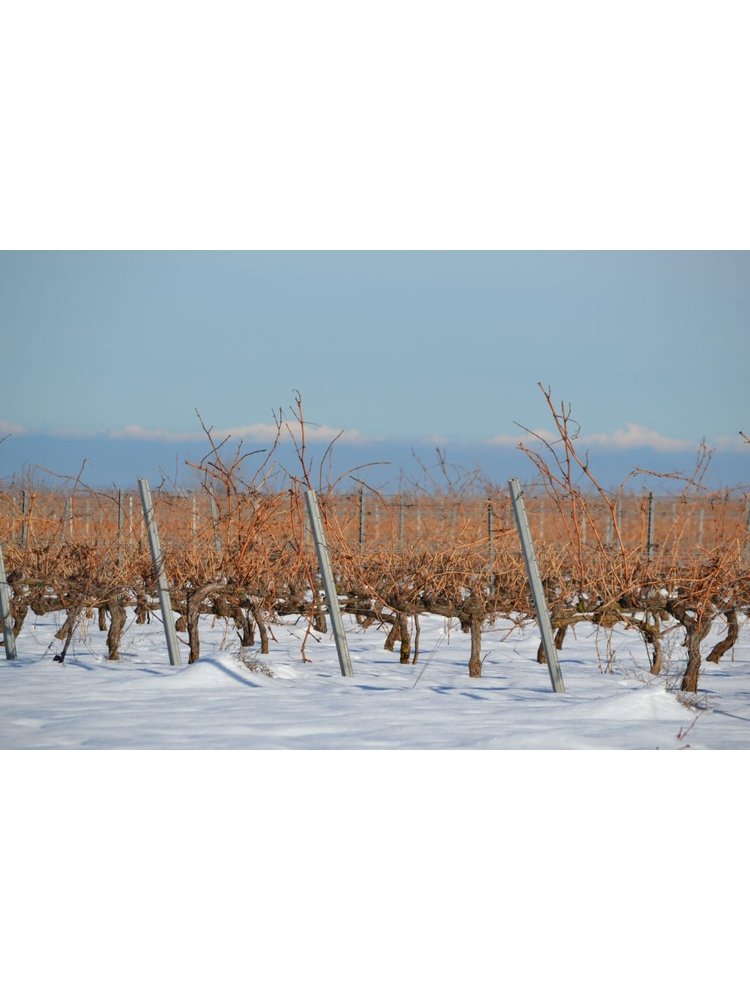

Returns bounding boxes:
[1,391,748,691]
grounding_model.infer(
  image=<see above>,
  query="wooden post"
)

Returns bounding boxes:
[372,503,380,548]
[208,489,222,552]
[605,503,613,547]
[487,499,495,565]
[647,492,655,561]
[0,544,18,660]
[305,489,353,678]
[138,479,182,666]
[20,490,28,548]
[117,489,124,565]
[62,496,73,541]
[358,488,366,554]
[508,479,565,693]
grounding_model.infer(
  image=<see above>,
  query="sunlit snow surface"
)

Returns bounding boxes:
[2,610,750,748]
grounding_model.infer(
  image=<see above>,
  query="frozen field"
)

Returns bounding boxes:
[4,611,748,1000]
[3,607,750,749]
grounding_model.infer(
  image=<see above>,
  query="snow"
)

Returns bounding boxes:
[4,607,749,1000]
[3,608,750,749]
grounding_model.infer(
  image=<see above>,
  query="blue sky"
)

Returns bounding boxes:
[2,250,748,442]
[2,251,748,489]
[3,3,749,490]
[4,5,747,971]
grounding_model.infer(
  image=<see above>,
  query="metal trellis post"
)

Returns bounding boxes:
[138,478,182,666]
[487,498,495,565]
[358,488,366,554]
[508,479,565,693]
[0,544,18,660]
[305,489,354,678]
[647,492,655,561]
[117,489,124,565]
[63,496,73,541]
[20,490,28,548]
[208,489,222,552]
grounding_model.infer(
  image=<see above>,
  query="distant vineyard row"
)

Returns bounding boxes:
[2,486,747,558]
[2,389,749,693]
[1,479,749,695]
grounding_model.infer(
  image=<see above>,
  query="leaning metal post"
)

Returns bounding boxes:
[305,489,354,678]
[20,490,28,548]
[487,498,495,565]
[646,491,655,561]
[358,488,366,554]
[508,479,565,693]
[208,489,222,553]
[0,544,18,660]
[117,489,124,565]
[138,478,182,667]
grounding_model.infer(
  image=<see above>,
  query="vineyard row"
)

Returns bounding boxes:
[2,478,749,695]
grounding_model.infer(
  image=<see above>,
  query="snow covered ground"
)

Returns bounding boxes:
[4,607,749,1000]
[3,607,750,749]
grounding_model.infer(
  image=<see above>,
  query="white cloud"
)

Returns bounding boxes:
[111,425,205,443]
[710,433,750,453]
[214,423,283,442]
[110,422,371,446]
[579,424,691,452]
[0,420,27,435]
[265,422,370,445]
[487,423,693,452]
[485,428,558,447]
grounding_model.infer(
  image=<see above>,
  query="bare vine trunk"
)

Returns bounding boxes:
[468,617,483,677]
[234,608,256,647]
[185,583,224,663]
[106,600,127,660]
[134,592,151,624]
[680,617,712,693]
[11,599,28,639]
[538,625,567,664]
[314,601,327,633]
[706,609,739,664]
[251,603,270,654]
[384,619,398,652]
[643,616,664,676]
[398,614,411,664]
